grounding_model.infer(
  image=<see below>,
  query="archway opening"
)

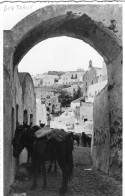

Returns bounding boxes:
[17,36,107,143]
[18,36,104,74]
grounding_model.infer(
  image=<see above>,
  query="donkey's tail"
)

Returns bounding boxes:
[66,134,73,180]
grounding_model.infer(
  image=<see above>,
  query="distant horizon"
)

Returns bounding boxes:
[27,66,103,77]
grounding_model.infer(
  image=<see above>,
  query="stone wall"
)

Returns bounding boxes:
[4,69,36,195]
[20,73,36,125]
[4,68,15,195]
[4,67,24,195]
[92,72,122,180]
[92,85,110,174]
[108,53,122,179]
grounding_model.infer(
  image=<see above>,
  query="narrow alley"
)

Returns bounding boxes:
[3,4,123,196]
[10,147,122,196]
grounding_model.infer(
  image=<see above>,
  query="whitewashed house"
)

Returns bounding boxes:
[43,75,59,86]
[86,80,108,103]
[71,96,85,109]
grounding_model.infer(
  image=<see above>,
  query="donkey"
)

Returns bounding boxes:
[12,124,73,193]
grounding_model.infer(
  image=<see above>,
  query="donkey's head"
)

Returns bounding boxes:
[12,124,27,158]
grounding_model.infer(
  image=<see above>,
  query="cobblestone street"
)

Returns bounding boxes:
[11,147,122,196]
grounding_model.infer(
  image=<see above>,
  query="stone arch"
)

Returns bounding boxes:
[13,13,121,68]
[4,4,122,195]
[7,5,122,91]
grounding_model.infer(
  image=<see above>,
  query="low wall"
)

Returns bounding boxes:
[75,123,93,134]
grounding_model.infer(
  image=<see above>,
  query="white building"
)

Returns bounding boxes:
[80,102,93,125]
[35,87,53,125]
[45,94,61,113]
[86,80,108,103]
[95,67,103,77]
[36,98,47,125]
[32,76,43,87]
[71,96,85,109]
[35,86,61,118]
[50,108,75,131]
[62,84,78,96]
[32,74,59,87]
[42,75,59,86]
[58,70,85,85]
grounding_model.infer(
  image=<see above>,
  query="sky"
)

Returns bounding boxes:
[18,36,104,75]
[2,2,104,75]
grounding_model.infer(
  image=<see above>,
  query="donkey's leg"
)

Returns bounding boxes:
[57,158,68,193]
[54,159,57,174]
[41,160,47,190]
[31,160,38,190]
[48,159,53,173]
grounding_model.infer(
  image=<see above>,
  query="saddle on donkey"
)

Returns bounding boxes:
[34,127,68,142]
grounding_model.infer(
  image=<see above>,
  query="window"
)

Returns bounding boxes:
[30,114,33,126]
[23,109,28,124]
[46,107,50,112]
[86,82,87,92]
[84,118,88,122]
[41,97,45,104]
[16,104,19,124]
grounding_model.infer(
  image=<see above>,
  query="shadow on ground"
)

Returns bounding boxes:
[9,147,122,196]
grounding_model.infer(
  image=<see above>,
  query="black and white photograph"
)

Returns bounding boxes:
[0,1,124,196]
